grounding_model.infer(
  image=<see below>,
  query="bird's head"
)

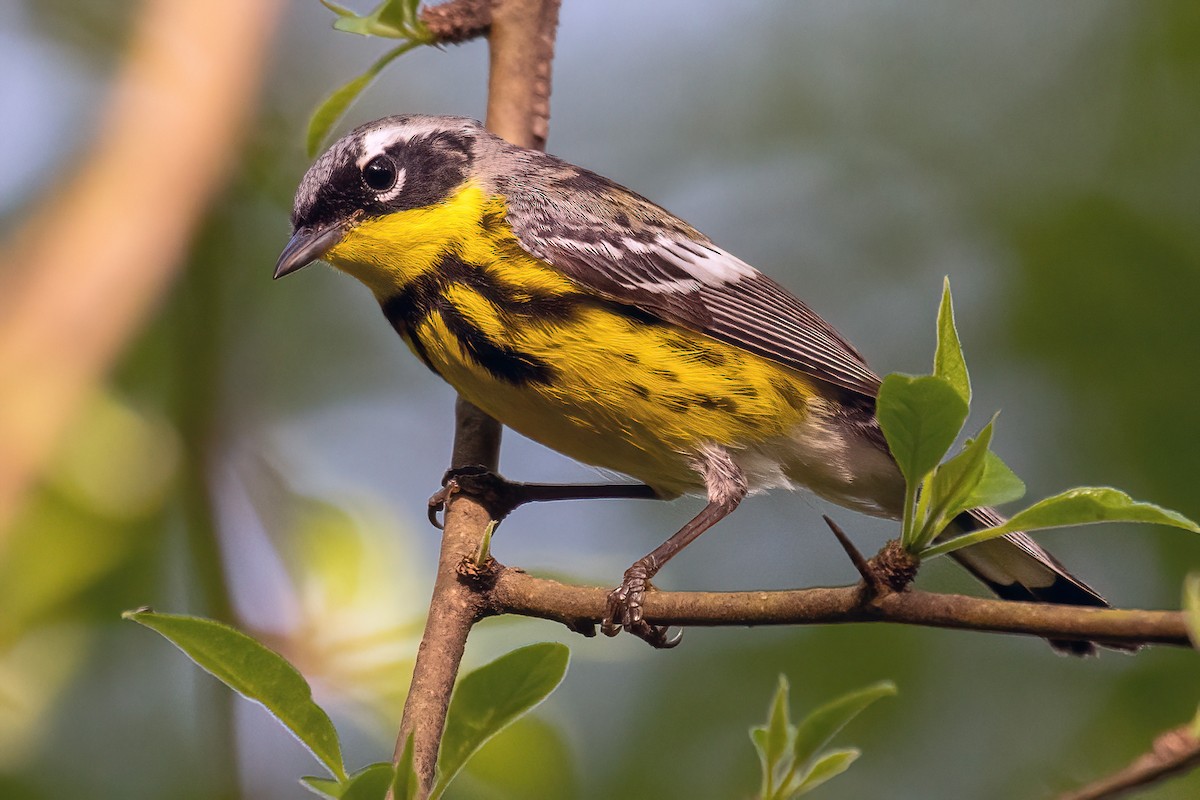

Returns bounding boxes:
[274,114,487,281]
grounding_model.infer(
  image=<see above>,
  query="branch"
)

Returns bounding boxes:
[485,0,560,150]
[420,0,493,44]
[392,406,493,790]
[393,2,561,796]
[483,565,1190,650]
[1058,724,1200,800]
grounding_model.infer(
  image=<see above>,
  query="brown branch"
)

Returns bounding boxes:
[392,2,561,797]
[421,0,493,44]
[485,0,560,150]
[391,462,492,790]
[484,566,1191,649]
[1058,724,1200,800]
[0,0,284,540]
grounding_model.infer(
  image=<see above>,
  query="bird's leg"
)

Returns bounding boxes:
[603,447,747,648]
[427,465,659,528]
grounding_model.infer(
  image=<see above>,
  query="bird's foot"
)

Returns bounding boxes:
[427,466,523,529]
[601,562,682,649]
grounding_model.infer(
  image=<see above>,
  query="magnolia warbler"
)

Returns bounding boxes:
[276,115,1109,653]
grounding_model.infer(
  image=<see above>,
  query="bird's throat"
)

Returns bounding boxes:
[326,181,498,301]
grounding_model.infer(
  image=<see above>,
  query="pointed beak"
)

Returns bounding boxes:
[273,223,347,280]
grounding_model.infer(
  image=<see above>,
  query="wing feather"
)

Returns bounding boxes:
[501,164,881,397]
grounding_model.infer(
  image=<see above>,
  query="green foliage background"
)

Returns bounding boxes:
[3,2,1200,798]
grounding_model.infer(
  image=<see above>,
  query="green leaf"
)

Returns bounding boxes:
[921,416,998,546]
[124,609,346,780]
[340,763,395,800]
[1184,574,1200,651]
[333,16,398,36]
[764,675,793,775]
[877,374,969,485]
[431,643,570,799]
[473,519,497,566]
[792,681,896,770]
[750,728,773,798]
[300,776,344,799]
[302,758,409,800]
[921,487,1200,558]
[392,733,420,800]
[459,716,577,800]
[328,0,424,37]
[933,277,970,404]
[751,675,795,797]
[962,450,1026,510]
[793,748,861,796]
[1186,576,1200,751]
[318,0,357,19]
[306,41,421,157]
[376,0,421,32]
[993,487,1199,532]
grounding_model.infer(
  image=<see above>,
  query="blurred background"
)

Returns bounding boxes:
[2,1,1200,798]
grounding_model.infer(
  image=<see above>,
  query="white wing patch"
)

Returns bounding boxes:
[655,238,757,285]
[622,237,757,287]
[545,236,627,262]
[632,278,705,294]
[542,234,762,296]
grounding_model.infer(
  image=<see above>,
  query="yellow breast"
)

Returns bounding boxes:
[324,182,820,495]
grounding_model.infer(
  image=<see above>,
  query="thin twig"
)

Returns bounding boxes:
[823,515,886,596]
[1058,724,1200,800]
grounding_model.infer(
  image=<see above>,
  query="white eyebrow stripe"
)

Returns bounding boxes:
[357,127,408,167]
[355,116,478,167]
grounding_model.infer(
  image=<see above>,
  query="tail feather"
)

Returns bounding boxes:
[948,507,1134,656]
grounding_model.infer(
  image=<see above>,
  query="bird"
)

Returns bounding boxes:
[276,114,1110,653]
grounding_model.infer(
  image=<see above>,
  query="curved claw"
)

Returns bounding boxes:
[602,567,684,649]
[426,479,459,530]
[601,583,629,637]
[426,466,495,529]
[639,622,683,649]
[427,503,445,530]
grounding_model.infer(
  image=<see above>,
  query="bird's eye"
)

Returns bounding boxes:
[362,156,398,192]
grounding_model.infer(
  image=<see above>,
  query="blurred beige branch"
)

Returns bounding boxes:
[0,0,283,540]
[1058,724,1200,800]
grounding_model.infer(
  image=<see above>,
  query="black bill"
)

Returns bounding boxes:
[273,223,347,279]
